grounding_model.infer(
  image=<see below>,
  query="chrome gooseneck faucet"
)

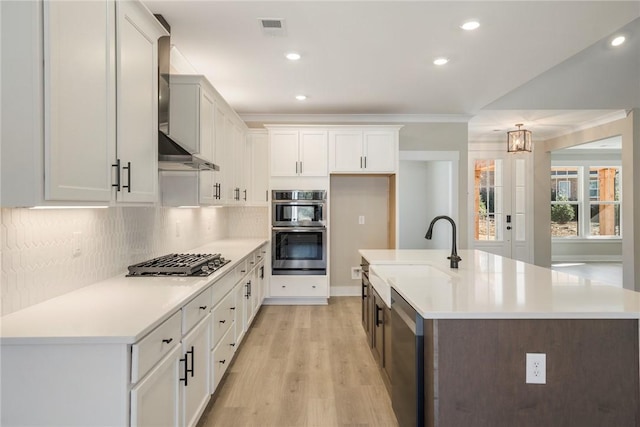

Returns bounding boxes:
[425,215,462,269]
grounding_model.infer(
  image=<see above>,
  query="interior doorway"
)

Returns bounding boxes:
[398,151,458,249]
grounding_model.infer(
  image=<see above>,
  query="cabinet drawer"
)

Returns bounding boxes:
[182,287,213,335]
[131,310,181,383]
[211,270,235,307]
[211,290,235,349]
[235,259,249,279]
[247,252,258,271]
[269,276,328,298]
[211,325,236,393]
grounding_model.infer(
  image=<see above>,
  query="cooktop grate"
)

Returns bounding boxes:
[127,253,230,277]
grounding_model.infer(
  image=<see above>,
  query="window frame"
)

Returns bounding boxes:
[551,160,622,240]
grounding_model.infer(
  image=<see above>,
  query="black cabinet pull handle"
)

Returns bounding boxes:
[362,283,367,299]
[364,156,367,169]
[219,319,226,324]
[230,307,236,310]
[219,359,226,364]
[162,338,173,344]
[187,346,195,377]
[112,159,121,191]
[180,355,188,386]
[375,305,383,327]
[243,189,247,201]
[122,161,131,193]
[199,305,207,310]
[230,343,235,347]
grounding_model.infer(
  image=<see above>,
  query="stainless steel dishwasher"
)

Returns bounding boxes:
[391,288,424,427]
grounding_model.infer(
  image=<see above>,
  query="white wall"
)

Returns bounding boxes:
[399,122,469,248]
[399,159,454,249]
[0,206,267,315]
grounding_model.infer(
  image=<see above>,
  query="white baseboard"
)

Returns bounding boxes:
[330,285,361,297]
[262,297,328,306]
[552,255,622,263]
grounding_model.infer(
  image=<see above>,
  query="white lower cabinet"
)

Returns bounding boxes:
[1,243,265,427]
[131,345,181,427]
[211,323,236,392]
[181,314,211,427]
[270,275,329,298]
[234,274,247,346]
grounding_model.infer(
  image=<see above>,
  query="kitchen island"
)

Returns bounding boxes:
[360,249,640,427]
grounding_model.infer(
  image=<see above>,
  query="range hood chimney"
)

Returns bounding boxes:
[155,15,218,171]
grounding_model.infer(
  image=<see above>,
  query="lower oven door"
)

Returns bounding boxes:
[272,227,327,275]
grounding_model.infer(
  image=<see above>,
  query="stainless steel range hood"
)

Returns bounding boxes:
[156,15,218,172]
[158,131,219,171]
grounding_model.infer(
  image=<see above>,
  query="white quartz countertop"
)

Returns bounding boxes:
[361,249,640,319]
[1,239,267,345]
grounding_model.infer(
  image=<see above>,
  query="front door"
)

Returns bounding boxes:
[468,150,532,262]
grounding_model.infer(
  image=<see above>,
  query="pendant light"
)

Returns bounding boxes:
[507,123,532,153]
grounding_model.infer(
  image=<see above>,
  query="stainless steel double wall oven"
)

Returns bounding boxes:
[272,190,327,275]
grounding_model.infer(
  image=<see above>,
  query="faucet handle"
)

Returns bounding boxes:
[447,254,462,269]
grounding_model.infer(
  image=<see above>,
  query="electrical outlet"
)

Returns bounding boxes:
[351,267,362,280]
[526,353,546,384]
[358,215,365,225]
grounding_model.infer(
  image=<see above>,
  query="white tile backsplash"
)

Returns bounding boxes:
[0,206,268,316]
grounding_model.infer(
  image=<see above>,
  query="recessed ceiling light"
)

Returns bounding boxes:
[611,36,626,47]
[295,95,307,101]
[433,57,449,66]
[461,21,480,31]
[286,52,301,61]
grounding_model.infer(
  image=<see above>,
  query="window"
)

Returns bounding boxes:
[550,165,621,238]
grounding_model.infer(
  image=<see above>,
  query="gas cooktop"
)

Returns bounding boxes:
[127,253,230,277]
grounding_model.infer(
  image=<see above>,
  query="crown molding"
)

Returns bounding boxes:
[239,113,472,124]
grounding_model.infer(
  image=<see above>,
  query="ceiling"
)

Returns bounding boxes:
[143,1,640,140]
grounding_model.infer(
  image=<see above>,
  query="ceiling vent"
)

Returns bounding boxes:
[259,18,287,36]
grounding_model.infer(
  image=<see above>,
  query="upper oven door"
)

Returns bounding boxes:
[272,201,326,227]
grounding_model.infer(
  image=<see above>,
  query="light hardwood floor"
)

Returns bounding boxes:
[197,297,398,427]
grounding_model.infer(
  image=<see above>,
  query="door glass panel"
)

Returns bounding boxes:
[474,159,503,241]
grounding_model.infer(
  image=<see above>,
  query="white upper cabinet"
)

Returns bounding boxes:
[329,127,400,173]
[269,128,328,177]
[1,0,166,207]
[1,1,116,206]
[248,130,269,205]
[44,1,116,203]
[169,75,215,160]
[115,0,168,204]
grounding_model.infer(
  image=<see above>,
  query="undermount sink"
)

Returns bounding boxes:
[369,264,454,307]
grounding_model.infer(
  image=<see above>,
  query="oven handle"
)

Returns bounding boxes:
[271,201,326,206]
[272,227,326,232]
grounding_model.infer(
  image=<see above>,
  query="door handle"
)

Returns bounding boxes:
[506,226,512,230]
